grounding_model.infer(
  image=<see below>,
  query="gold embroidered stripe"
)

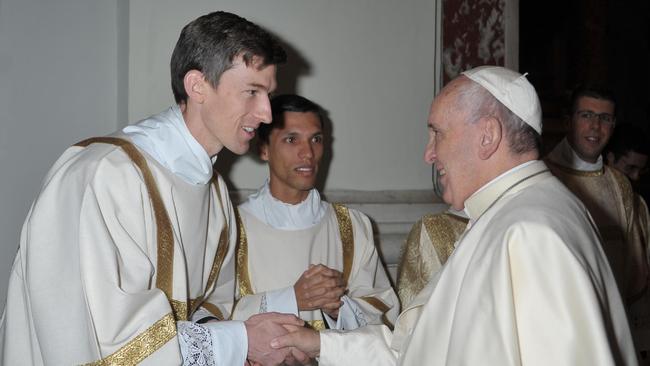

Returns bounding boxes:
[306,320,326,331]
[609,167,634,217]
[423,214,468,265]
[332,204,354,283]
[235,208,254,297]
[75,138,175,309]
[83,312,176,366]
[206,176,230,296]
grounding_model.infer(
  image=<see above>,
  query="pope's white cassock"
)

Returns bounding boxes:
[0,106,250,365]
[318,160,637,365]
[232,183,399,330]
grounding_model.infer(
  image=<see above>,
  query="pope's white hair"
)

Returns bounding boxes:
[454,78,540,154]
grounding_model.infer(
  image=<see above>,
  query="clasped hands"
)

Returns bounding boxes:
[244,264,344,365]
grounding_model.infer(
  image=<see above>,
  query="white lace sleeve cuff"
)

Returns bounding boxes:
[178,320,247,366]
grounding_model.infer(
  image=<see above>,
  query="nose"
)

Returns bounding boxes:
[424,136,436,165]
[298,140,314,160]
[257,95,272,124]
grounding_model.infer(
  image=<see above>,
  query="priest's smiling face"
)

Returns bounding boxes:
[425,78,482,210]
[261,111,324,204]
[191,55,277,156]
[567,96,615,164]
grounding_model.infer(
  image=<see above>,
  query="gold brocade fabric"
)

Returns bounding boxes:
[397,213,468,307]
[83,313,177,366]
[547,161,645,300]
[235,204,357,323]
[74,138,230,363]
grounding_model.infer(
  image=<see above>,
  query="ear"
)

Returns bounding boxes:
[477,116,502,160]
[259,143,270,161]
[606,151,615,165]
[183,70,207,104]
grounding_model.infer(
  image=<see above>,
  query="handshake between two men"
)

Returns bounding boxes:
[243,264,343,365]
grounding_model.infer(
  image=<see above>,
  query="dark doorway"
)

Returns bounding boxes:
[519,0,650,153]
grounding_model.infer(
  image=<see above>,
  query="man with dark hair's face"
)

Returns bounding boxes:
[607,149,648,183]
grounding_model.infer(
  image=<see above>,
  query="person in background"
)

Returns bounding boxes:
[546,84,647,304]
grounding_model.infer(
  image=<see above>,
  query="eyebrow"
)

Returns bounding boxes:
[247,82,271,91]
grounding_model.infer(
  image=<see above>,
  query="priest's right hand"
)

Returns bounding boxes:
[294,264,346,313]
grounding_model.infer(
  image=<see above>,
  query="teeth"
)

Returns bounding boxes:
[242,127,255,133]
[296,167,312,172]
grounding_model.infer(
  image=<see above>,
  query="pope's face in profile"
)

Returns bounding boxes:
[424,78,482,210]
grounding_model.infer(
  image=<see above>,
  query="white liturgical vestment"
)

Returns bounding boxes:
[233,183,399,330]
[319,160,637,365]
[0,106,245,365]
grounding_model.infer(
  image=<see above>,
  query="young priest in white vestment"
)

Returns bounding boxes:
[232,95,399,341]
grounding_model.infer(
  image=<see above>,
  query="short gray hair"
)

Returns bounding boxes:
[455,79,541,154]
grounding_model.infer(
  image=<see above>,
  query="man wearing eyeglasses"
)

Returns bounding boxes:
[546,85,648,310]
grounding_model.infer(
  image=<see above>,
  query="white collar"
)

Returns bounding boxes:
[122,105,215,185]
[463,160,537,218]
[239,180,328,230]
[547,137,603,172]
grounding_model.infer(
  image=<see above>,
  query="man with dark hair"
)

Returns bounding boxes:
[231,94,398,341]
[605,123,649,185]
[0,11,303,365]
[546,84,647,304]
[270,66,636,365]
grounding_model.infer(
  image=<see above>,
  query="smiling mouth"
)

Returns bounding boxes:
[242,126,256,133]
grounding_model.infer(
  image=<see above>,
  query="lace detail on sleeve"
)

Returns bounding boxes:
[259,292,268,313]
[178,321,216,366]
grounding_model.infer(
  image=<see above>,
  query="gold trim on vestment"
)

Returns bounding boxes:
[235,208,253,297]
[74,139,230,323]
[306,320,326,331]
[332,203,354,284]
[234,203,356,319]
[423,213,468,264]
[83,312,176,366]
[360,296,394,329]
[545,159,604,177]
[609,167,634,219]
[75,137,175,314]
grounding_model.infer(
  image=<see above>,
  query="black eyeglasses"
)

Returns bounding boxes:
[575,110,616,126]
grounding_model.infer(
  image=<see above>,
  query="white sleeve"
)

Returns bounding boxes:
[177,320,248,366]
[263,285,299,315]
